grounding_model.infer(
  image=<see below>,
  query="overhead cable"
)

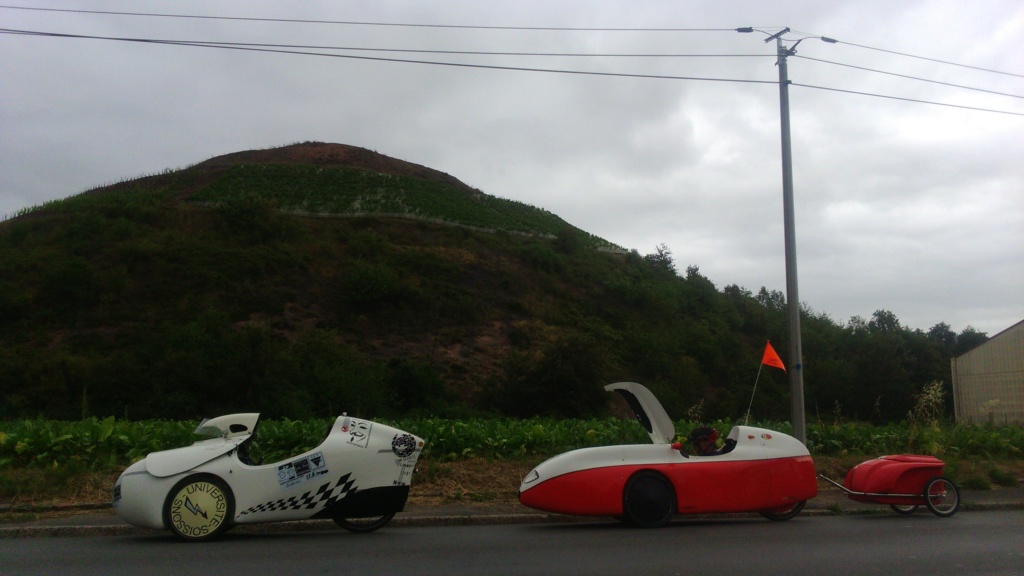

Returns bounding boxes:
[0,28,776,84]
[795,55,1024,100]
[3,27,1021,117]
[831,39,1024,79]
[0,5,736,32]
[793,83,1024,117]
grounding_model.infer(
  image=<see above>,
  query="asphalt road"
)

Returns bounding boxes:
[2,511,1022,576]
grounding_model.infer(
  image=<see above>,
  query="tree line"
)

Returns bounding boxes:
[0,181,989,424]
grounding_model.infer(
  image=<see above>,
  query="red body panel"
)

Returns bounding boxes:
[844,455,945,505]
[519,456,817,516]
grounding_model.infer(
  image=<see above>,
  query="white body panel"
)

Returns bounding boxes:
[144,437,245,478]
[113,414,423,532]
[604,382,676,444]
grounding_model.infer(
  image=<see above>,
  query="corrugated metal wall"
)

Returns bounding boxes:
[952,319,1024,425]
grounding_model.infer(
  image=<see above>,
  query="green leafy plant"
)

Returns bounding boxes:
[4,417,1021,472]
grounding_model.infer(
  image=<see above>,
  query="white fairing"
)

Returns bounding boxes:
[194,413,260,439]
[145,437,247,477]
[141,413,260,477]
[113,414,424,531]
[604,382,676,444]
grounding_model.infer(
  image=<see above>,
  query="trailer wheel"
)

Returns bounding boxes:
[890,504,918,515]
[923,477,959,517]
[759,500,806,521]
[622,471,676,528]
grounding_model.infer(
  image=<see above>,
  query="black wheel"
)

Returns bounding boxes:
[164,475,234,541]
[923,477,959,517]
[890,504,919,515]
[333,513,396,533]
[759,500,806,521]
[622,471,676,528]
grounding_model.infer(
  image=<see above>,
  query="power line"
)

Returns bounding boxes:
[793,82,1024,117]
[787,29,1023,79]
[0,28,769,58]
[3,27,1022,117]
[0,28,776,85]
[0,5,735,32]
[6,3,1021,80]
[832,39,1024,79]
[795,55,1024,100]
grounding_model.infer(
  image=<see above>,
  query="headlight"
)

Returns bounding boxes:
[522,469,540,485]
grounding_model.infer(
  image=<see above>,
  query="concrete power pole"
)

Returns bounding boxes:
[744,27,807,444]
[774,31,807,445]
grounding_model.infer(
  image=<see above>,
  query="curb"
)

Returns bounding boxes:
[0,503,112,514]
[0,512,573,539]
[4,503,1023,539]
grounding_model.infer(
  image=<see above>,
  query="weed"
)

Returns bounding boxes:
[988,467,1019,488]
[960,475,992,490]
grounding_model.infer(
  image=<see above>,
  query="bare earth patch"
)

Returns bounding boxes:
[407,459,535,511]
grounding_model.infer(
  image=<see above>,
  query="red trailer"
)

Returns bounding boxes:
[819,455,960,517]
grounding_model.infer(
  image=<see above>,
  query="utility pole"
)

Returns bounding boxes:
[741,27,807,444]
[774,29,807,446]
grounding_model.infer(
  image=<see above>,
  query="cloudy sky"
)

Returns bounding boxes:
[2,1,1022,337]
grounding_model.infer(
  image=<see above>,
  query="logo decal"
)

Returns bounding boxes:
[168,481,228,539]
[240,473,358,517]
[185,496,208,519]
[392,433,417,458]
[277,451,328,490]
[346,420,372,448]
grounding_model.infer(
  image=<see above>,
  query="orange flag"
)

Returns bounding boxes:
[761,341,787,372]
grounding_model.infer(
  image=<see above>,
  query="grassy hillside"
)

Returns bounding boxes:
[0,143,982,423]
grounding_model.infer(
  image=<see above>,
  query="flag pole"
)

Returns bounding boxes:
[745,363,764,425]
[749,340,787,425]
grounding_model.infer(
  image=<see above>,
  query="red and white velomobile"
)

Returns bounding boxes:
[519,382,817,527]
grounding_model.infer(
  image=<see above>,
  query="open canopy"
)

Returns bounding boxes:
[604,382,676,444]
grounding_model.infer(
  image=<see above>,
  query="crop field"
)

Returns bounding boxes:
[1,417,1020,507]
[2,416,1021,472]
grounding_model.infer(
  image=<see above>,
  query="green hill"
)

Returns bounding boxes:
[0,142,982,423]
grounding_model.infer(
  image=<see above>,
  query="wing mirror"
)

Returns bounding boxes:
[671,441,689,458]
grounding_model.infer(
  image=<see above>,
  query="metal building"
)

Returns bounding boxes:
[951,319,1024,425]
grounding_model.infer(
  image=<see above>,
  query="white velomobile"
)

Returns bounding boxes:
[113,413,424,541]
[519,382,817,527]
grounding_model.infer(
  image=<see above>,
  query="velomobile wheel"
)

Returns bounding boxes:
[622,471,676,528]
[759,500,806,521]
[164,475,234,541]
[923,477,959,517]
[890,504,919,515]
[333,513,396,533]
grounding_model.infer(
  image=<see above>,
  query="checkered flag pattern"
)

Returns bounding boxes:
[238,473,357,517]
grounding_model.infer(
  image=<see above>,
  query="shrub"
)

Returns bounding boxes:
[960,475,992,490]
[988,467,1019,487]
